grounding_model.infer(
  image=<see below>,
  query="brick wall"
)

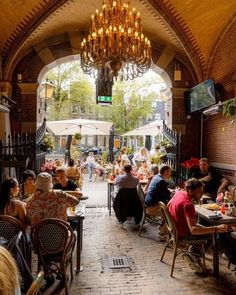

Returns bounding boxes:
[203,114,236,183]
[203,19,236,183]
[209,19,236,98]
[21,93,37,122]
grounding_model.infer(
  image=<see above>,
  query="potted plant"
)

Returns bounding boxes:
[74,133,82,141]
[160,138,175,153]
[222,98,236,118]
[40,134,54,153]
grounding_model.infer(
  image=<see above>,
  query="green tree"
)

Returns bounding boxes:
[96,79,156,134]
[70,80,95,115]
[44,61,95,120]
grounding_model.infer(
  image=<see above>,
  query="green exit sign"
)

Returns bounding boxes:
[97,96,112,105]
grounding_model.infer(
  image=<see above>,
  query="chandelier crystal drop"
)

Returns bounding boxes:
[80,0,152,81]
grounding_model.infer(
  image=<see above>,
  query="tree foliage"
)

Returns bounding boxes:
[44,61,163,134]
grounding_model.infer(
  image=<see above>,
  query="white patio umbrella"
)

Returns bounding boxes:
[122,120,163,136]
[59,123,106,136]
[47,119,113,136]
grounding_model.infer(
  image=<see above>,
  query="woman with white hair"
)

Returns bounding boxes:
[132,146,150,166]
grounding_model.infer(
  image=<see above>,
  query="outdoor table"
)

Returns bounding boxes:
[107,179,148,216]
[195,205,236,277]
[67,202,86,273]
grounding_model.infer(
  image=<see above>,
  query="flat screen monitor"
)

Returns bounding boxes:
[189,79,216,113]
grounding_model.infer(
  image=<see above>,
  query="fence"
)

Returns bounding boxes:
[0,119,47,181]
[162,121,181,183]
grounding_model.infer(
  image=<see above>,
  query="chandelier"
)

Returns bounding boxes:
[80,0,152,81]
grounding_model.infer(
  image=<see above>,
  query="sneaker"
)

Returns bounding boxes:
[183,253,205,274]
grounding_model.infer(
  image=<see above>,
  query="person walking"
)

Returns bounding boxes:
[86,152,96,182]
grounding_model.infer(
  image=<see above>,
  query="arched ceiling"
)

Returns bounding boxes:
[0,0,235,81]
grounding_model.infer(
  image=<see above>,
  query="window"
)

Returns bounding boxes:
[155,113,161,120]
[71,105,79,114]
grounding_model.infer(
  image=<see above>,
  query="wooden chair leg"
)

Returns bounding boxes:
[70,258,73,280]
[160,239,171,262]
[63,267,69,295]
[201,243,206,270]
[170,245,178,277]
[138,213,146,236]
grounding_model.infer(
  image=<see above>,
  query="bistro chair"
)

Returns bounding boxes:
[0,215,31,268]
[113,188,143,224]
[26,271,44,295]
[0,215,33,292]
[158,202,208,277]
[31,218,76,295]
[136,184,163,236]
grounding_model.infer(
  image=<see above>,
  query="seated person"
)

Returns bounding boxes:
[118,147,131,168]
[191,158,229,199]
[113,164,139,199]
[145,165,172,213]
[0,178,28,227]
[66,158,82,189]
[0,246,21,295]
[137,159,151,179]
[26,172,79,226]
[144,164,158,194]
[168,178,228,272]
[132,147,150,166]
[54,167,77,190]
[114,159,123,175]
[94,159,106,178]
[19,169,37,201]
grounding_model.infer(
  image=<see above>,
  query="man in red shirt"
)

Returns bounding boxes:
[168,178,228,272]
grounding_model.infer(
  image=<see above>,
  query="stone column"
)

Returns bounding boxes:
[168,87,200,159]
[0,81,12,138]
[17,83,38,132]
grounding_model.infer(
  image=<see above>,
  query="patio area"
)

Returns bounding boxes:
[42,178,236,294]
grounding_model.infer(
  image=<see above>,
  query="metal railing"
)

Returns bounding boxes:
[0,119,47,181]
[162,121,181,183]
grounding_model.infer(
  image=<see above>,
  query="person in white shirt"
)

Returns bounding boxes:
[86,152,96,182]
[132,146,150,166]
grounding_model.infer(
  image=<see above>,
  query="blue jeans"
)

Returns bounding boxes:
[87,163,94,181]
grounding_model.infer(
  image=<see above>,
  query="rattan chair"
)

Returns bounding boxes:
[136,184,162,236]
[26,271,44,295]
[31,218,76,295]
[0,215,31,268]
[158,201,208,277]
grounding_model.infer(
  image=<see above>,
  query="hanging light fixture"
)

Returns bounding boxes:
[80,0,152,81]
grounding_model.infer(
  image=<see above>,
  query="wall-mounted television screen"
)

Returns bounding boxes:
[189,79,216,113]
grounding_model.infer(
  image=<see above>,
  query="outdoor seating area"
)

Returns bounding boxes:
[0,0,236,294]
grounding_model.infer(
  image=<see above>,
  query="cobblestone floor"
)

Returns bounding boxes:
[42,177,236,295]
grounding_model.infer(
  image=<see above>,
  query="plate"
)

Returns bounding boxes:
[206,204,220,211]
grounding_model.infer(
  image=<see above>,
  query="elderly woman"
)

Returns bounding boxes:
[19,170,36,201]
[144,164,159,194]
[0,178,28,227]
[0,246,21,295]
